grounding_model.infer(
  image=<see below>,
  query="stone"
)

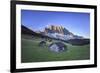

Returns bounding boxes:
[38,40,46,47]
[49,42,67,53]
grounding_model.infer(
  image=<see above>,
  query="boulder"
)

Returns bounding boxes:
[38,41,46,47]
[49,42,67,53]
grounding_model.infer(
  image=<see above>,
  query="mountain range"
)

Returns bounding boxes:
[39,25,83,40]
[21,25,90,45]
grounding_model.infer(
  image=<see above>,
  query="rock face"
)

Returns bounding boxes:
[49,42,67,53]
[43,25,83,40]
[44,25,73,35]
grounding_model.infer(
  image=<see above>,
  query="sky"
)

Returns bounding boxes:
[21,10,90,38]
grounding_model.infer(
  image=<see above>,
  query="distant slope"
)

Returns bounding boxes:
[21,25,51,38]
[66,39,90,45]
[21,25,35,35]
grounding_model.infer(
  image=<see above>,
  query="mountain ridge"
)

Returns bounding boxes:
[21,25,90,45]
[41,25,83,40]
[44,25,73,35]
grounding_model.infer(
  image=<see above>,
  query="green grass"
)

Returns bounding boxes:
[21,35,90,63]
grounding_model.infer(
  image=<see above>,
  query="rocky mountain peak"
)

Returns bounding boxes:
[44,25,72,35]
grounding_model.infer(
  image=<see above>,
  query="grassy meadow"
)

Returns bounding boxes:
[21,34,90,63]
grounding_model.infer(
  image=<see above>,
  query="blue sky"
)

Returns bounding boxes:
[21,10,90,38]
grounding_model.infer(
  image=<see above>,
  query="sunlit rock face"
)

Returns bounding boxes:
[44,25,73,35]
[43,25,83,40]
